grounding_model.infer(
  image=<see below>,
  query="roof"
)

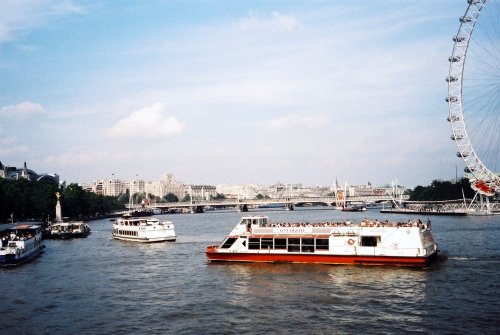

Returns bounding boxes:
[13,225,40,230]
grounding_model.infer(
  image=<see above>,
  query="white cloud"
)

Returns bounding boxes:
[34,150,109,166]
[262,114,329,131]
[0,137,29,156]
[235,11,300,32]
[108,103,185,140]
[0,0,85,44]
[0,101,45,118]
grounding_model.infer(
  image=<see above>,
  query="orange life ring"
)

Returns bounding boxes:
[348,239,355,245]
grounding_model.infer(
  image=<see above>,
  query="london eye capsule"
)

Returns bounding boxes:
[448,55,461,62]
[446,76,458,82]
[446,96,458,103]
[453,36,466,42]
[447,115,461,122]
[460,16,473,23]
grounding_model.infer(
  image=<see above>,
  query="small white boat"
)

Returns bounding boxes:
[112,217,176,243]
[49,221,91,239]
[0,225,45,266]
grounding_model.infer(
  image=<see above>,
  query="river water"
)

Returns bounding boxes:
[1,208,498,334]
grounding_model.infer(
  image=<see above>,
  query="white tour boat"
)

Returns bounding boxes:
[49,221,91,239]
[112,217,176,243]
[206,216,439,267]
[0,225,45,266]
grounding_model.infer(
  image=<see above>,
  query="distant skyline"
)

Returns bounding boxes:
[0,1,468,187]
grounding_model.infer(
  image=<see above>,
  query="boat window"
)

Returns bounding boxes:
[274,239,286,249]
[240,219,249,225]
[361,236,378,247]
[261,238,273,249]
[249,238,260,250]
[287,238,300,252]
[221,237,237,249]
[315,238,329,250]
[301,238,315,253]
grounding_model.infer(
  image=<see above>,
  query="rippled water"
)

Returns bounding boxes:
[1,208,499,334]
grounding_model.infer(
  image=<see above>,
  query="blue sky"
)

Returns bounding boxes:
[0,1,469,187]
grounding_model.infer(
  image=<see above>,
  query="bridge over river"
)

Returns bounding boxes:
[142,195,407,213]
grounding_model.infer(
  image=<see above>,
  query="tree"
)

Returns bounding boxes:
[0,179,124,223]
[409,178,474,201]
[62,183,89,218]
[163,193,179,203]
[133,192,146,205]
[211,193,226,200]
[182,194,191,202]
[31,180,59,220]
[0,179,6,220]
[117,189,130,205]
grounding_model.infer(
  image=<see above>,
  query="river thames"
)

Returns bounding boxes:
[1,208,499,334]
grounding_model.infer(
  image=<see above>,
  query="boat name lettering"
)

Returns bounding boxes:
[273,228,313,234]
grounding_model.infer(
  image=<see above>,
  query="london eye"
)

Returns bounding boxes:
[447,0,500,196]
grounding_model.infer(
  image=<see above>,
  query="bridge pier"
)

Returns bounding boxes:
[286,203,294,211]
[239,204,248,212]
[191,206,204,214]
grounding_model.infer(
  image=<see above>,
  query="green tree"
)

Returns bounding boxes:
[182,194,191,202]
[0,179,124,223]
[163,193,179,202]
[211,193,226,200]
[0,179,6,220]
[62,183,89,218]
[133,192,147,205]
[117,189,130,205]
[409,178,474,201]
[32,180,59,220]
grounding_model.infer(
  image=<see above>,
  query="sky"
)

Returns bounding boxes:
[0,0,471,188]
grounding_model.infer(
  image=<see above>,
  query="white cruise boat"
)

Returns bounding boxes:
[49,221,91,239]
[0,225,45,266]
[112,217,176,243]
[207,216,439,267]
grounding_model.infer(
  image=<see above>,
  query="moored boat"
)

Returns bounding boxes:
[122,208,155,218]
[341,206,366,212]
[380,208,467,216]
[0,225,45,266]
[112,217,176,243]
[206,216,439,267]
[48,221,91,239]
